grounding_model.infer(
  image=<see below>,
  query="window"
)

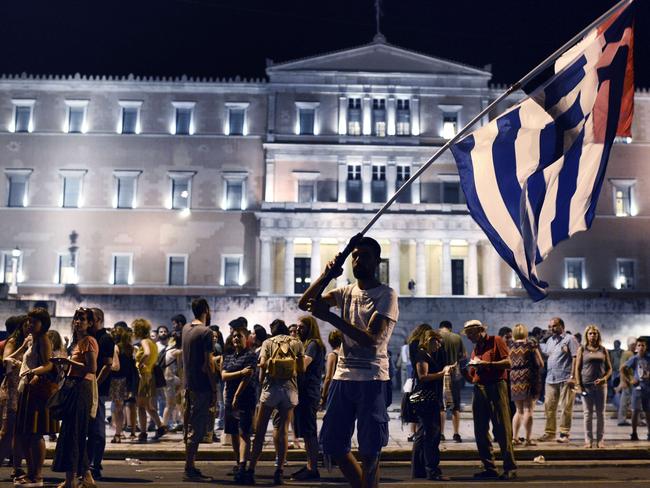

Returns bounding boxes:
[617,259,635,289]
[294,257,311,294]
[168,255,187,286]
[346,163,362,203]
[372,99,386,137]
[371,165,386,203]
[347,98,362,135]
[1,251,23,284]
[111,254,133,285]
[5,169,31,207]
[62,174,83,208]
[226,180,243,210]
[168,172,194,210]
[225,102,249,135]
[396,165,411,203]
[611,179,635,216]
[57,252,78,284]
[295,102,319,135]
[452,259,465,295]
[564,258,585,289]
[119,101,142,134]
[65,101,88,133]
[114,171,140,209]
[442,111,458,139]
[442,181,465,204]
[222,255,242,286]
[298,181,315,203]
[396,99,410,136]
[172,102,195,135]
[11,100,35,133]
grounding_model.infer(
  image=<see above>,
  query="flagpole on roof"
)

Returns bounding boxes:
[313,0,633,298]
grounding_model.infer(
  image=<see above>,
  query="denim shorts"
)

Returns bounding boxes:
[320,380,390,458]
[632,388,650,411]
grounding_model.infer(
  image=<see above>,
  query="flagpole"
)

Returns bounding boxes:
[313,0,632,298]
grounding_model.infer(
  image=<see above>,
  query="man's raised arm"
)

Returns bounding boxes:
[298,254,343,311]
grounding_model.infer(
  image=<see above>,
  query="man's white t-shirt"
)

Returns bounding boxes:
[331,283,399,381]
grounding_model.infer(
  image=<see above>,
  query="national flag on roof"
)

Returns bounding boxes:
[450,1,635,301]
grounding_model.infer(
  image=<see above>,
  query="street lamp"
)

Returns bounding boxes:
[9,246,21,295]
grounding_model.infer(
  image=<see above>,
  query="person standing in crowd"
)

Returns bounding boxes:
[300,236,399,488]
[411,329,452,481]
[46,330,67,442]
[221,328,257,482]
[0,315,28,481]
[87,308,114,480]
[509,324,543,446]
[321,330,342,409]
[462,320,517,480]
[609,340,623,394]
[109,326,136,444]
[52,307,98,488]
[406,324,433,441]
[617,337,637,426]
[574,325,612,448]
[155,325,171,420]
[398,339,411,393]
[14,308,58,488]
[291,316,325,481]
[182,298,216,482]
[624,337,650,441]
[438,320,466,443]
[162,331,183,432]
[171,314,187,337]
[244,319,304,485]
[133,319,165,443]
[538,317,579,443]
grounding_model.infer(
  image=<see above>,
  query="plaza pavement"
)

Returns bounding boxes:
[44,393,650,462]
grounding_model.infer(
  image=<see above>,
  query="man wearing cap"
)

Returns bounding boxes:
[462,320,517,480]
[299,236,398,488]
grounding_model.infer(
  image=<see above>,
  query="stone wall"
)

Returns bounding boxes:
[2,294,649,349]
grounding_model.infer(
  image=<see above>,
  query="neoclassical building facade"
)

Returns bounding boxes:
[1,37,649,304]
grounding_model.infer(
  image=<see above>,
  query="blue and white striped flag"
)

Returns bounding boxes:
[450,2,634,301]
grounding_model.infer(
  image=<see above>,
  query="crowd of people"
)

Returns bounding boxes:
[0,235,648,487]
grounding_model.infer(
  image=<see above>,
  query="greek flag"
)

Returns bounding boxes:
[450,2,635,301]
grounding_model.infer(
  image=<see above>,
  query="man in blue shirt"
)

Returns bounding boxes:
[624,337,650,441]
[538,317,579,443]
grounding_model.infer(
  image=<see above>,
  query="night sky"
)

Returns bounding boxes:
[1,0,648,87]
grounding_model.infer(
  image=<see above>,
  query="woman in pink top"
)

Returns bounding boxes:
[51,308,98,488]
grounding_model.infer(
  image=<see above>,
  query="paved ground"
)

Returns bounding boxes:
[46,394,649,461]
[5,460,650,487]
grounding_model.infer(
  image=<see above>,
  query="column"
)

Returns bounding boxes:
[259,237,272,295]
[410,97,420,136]
[310,238,321,283]
[411,161,421,204]
[415,239,426,297]
[389,239,401,294]
[361,161,372,204]
[387,96,396,136]
[440,239,452,295]
[482,241,502,296]
[338,96,347,135]
[337,157,347,203]
[337,239,350,288]
[284,238,294,295]
[362,94,372,135]
[265,158,275,202]
[468,239,478,296]
[386,159,397,200]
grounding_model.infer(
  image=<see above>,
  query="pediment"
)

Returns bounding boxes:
[267,40,490,77]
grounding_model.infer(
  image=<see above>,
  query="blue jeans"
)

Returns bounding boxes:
[87,396,108,471]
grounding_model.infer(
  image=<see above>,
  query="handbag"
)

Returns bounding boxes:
[409,387,438,412]
[46,377,77,420]
[400,390,418,424]
[153,364,167,388]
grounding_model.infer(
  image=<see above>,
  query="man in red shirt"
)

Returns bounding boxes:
[462,320,517,480]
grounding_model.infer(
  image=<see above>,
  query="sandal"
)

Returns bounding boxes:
[524,439,537,447]
[111,435,121,443]
[512,438,522,446]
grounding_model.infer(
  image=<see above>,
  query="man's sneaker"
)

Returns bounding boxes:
[291,466,320,481]
[137,432,148,443]
[537,433,555,442]
[630,432,639,441]
[499,470,518,480]
[182,468,212,482]
[473,469,499,479]
[273,469,284,485]
[452,433,462,443]
[154,426,167,440]
[557,434,570,444]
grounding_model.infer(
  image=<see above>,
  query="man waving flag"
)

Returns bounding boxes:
[450,1,634,301]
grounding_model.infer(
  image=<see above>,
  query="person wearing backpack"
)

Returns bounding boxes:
[299,236,398,488]
[243,319,304,485]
